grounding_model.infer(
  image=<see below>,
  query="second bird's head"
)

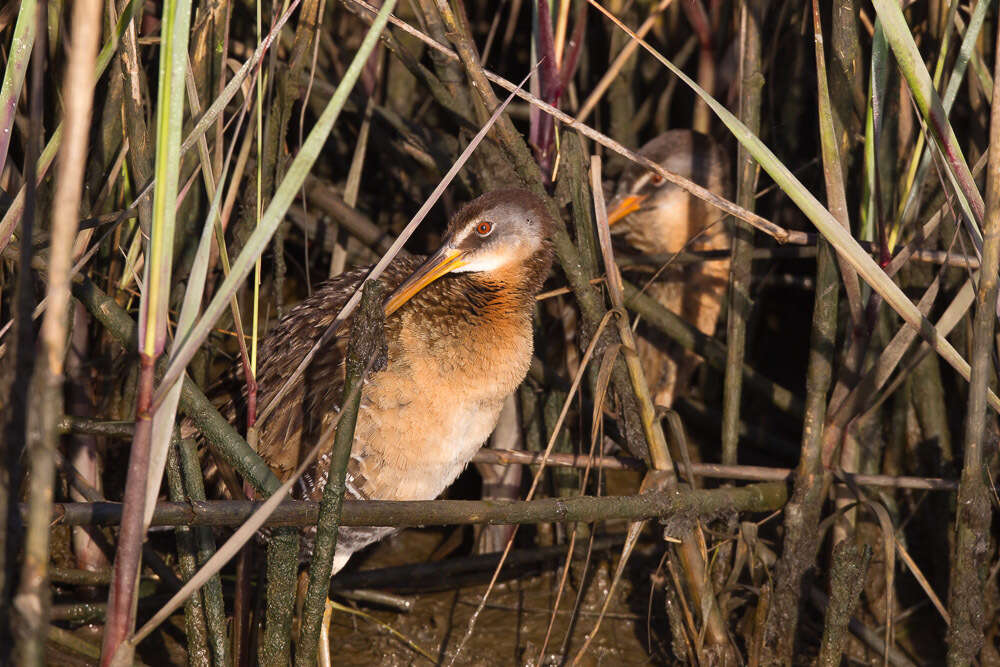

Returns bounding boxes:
[385,189,556,316]
[604,130,729,235]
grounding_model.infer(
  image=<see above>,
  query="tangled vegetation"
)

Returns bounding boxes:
[1,0,999,664]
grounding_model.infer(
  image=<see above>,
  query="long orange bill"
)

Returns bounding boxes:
[605,193,649,225]
[383,245,467,316]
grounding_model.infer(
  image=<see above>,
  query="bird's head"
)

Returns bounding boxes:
[385,189,556,315]
[605,130,729,237]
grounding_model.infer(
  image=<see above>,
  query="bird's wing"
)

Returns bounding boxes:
[250,266,367,478]
[249,258,423,480]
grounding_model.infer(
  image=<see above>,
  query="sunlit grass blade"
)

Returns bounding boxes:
[861,22,888,246]
[893,0,958,230]
[0,0,38,178]
[145,117,245,530]
[141,0,196,528]
[327,600,436,662]
[872,0,984,255]
[103,0,193,659]
[893,0,990,240]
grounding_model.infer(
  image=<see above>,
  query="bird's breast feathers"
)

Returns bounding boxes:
[346,313,534,502]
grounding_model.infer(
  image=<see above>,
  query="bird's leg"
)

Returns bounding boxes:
[475,395,522,553]
[318,598,334,667]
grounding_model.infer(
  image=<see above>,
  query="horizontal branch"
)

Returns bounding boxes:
[45,482,787,528]
[51,418,957,491]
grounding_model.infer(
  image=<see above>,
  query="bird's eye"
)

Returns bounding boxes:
[650,172,665,185]
[475,220,494,236]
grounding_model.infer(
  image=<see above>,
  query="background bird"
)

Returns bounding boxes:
[606,129,732,408]
[236,188,555,573]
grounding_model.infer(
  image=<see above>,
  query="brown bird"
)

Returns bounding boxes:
[605,130,731,408]
[244,188,555,573]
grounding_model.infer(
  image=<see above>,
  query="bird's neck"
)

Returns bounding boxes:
[393,246,552,351]
[447,272,533,324]
[393,269,537,402]
[457,245,553,309]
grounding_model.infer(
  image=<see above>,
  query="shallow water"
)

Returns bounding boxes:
[327,528,667,666]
